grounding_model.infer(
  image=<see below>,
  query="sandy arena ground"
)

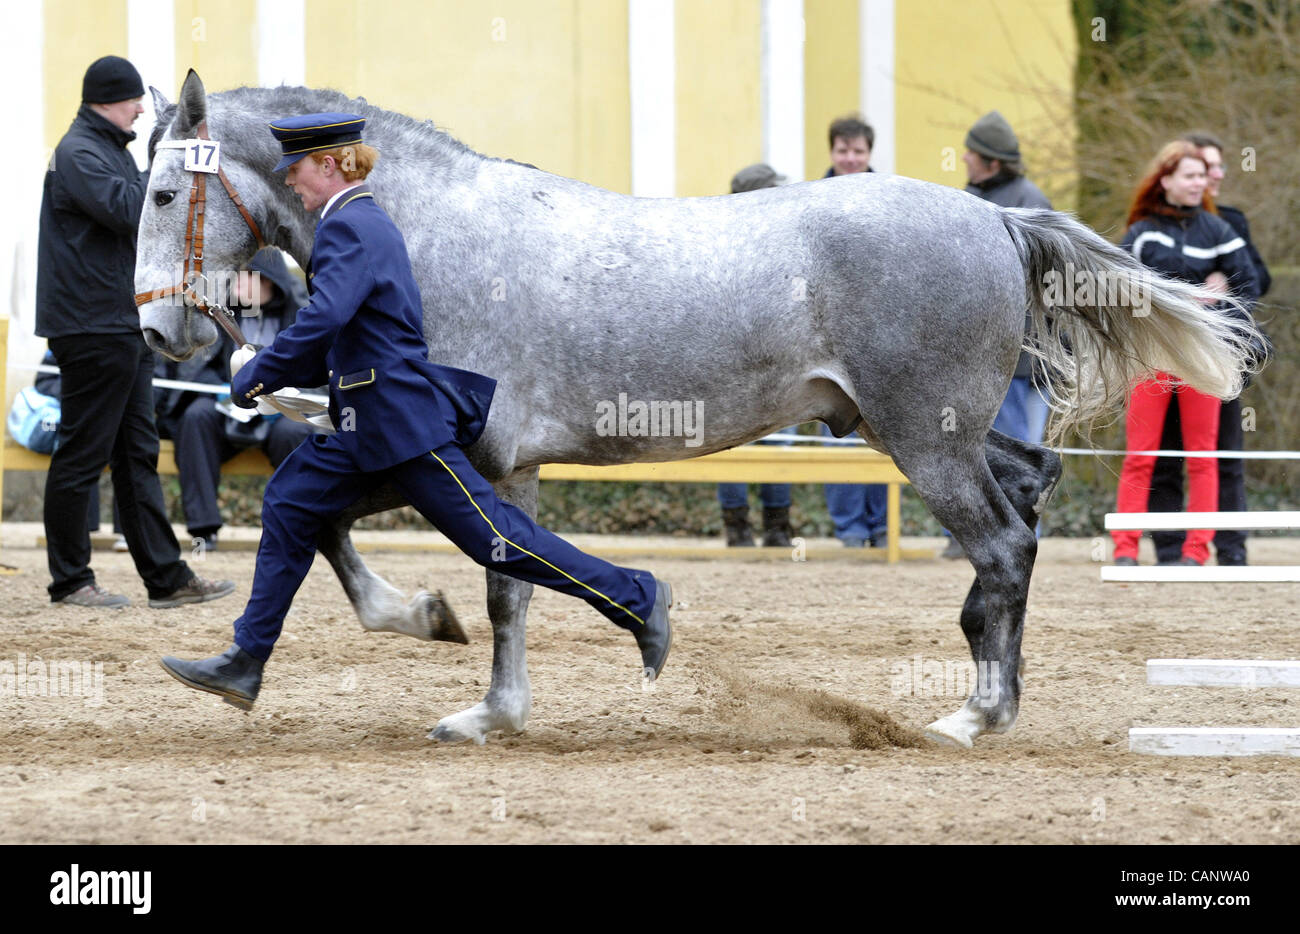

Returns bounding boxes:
[2,527,1298,844]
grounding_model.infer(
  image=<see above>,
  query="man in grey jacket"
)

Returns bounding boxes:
[36,56,233,609]
[942,111,1053,558]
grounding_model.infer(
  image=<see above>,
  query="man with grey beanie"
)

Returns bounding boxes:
[941,110,1053,558]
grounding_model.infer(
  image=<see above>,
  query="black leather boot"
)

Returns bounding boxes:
[160,644,264,711]
[761,506,793,547]
[634,579,674,681]
[722,506,755,547]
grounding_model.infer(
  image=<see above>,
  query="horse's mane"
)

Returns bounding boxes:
[149,84,506,172]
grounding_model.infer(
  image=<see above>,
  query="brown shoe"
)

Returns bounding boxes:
[57,583,131,609]
[149,575,236,609]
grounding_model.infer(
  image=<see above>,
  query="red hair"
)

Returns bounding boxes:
[1126,140,1215,225]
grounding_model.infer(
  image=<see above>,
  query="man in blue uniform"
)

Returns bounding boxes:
[160,114,672,709]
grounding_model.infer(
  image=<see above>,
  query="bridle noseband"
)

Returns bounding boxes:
[134,119,266,347]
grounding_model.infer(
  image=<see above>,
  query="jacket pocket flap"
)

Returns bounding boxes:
[338,368,376,390]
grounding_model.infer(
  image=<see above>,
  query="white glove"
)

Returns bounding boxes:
[230,343,257,378]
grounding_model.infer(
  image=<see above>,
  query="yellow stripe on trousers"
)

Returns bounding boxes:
[427,450,647,627]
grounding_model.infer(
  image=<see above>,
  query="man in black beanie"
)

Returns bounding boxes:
[36,55,234,609]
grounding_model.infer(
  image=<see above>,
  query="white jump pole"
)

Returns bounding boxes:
[1146,658,1300,687]
[1101,565,1300,582]
[1131,659,1300,757]
[1129,727,1300,757]
[1105,512,1300,531]
[1101,511,1300,582]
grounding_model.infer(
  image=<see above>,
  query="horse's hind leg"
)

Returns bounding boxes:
[316,484,467,643]
[429,468,538,744]
[882,436,1038,748]
[959,430,1061,665]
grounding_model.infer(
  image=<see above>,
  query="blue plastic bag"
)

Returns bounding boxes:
[7,385,62,454]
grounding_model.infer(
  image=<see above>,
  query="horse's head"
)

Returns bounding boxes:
[135,70,279,361]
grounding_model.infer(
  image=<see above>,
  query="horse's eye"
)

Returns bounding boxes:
[154,190,177,207]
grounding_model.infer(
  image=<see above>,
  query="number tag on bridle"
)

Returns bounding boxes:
[184,139,220,173]
[155,138,220,173]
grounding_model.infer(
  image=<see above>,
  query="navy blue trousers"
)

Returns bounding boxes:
[233,434,657,661]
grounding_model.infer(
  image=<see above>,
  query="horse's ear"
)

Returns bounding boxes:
[149,86,172,117]
[174,69,207,133]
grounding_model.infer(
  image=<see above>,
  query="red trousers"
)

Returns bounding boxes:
[1112,375,1220,564]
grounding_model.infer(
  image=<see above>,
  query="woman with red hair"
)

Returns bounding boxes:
[1111,141,1259,566]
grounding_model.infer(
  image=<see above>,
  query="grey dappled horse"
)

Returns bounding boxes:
[135,72,1255,748]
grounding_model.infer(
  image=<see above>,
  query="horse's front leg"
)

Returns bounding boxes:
[429,468,537,744]
[316,484,467,643]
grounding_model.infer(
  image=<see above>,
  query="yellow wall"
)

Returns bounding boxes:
[893,0,1077,207]
[674,0,762,197]
[803,0,859,181]
[43,0,129,150]
[39,1,1077,198]
[306,0,630,192]
[174,0,260,94]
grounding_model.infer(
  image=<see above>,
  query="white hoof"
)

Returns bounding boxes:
[923,706,984,748]
[428,695,528,745]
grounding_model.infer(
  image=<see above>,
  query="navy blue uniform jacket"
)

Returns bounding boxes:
[231,186,496,471]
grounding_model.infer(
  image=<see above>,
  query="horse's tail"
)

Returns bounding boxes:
[998,206,1260,442]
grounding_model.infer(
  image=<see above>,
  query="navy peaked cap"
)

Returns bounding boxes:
[268,112,365,171]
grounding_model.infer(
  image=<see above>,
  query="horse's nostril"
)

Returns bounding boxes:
[142,328,166,350]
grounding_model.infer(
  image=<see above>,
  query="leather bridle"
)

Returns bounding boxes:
[133,119,266,347]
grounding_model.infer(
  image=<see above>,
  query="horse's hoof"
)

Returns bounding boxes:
[923,724,975,748]
[417,590,469,644]
[923,727,973,748]
[924,708,983,748]
[428,722,485,745]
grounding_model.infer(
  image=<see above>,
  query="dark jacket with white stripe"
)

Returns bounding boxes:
[1122,205,1264,373]
[1121,206,1260,308]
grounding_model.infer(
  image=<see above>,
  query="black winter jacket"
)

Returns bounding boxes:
[1121,206,1259,307]
[1121,205,1265,373]
[36,105,149,338]
[1217,205,1270,297]
[154,248,311,423]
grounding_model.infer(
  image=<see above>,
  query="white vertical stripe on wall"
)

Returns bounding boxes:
[129,0,175,169]
[859,0,894,174]
[258,0,305,88]
[628,0,675,197]
[761,0,804,182]
[3,0,45,361]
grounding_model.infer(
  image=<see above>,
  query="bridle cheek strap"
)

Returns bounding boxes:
[133,119,267,348]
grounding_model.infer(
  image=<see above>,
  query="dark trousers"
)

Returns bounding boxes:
[1150,397,1247,562]
[170,397,313,537]
[44,333,191,601]
[234,434,658,661]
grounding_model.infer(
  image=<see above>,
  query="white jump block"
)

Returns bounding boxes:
[1147,659,1300,688]
[1101,565,1300,583]
[1129,727,1300,757]
[1104,511,1300,531]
